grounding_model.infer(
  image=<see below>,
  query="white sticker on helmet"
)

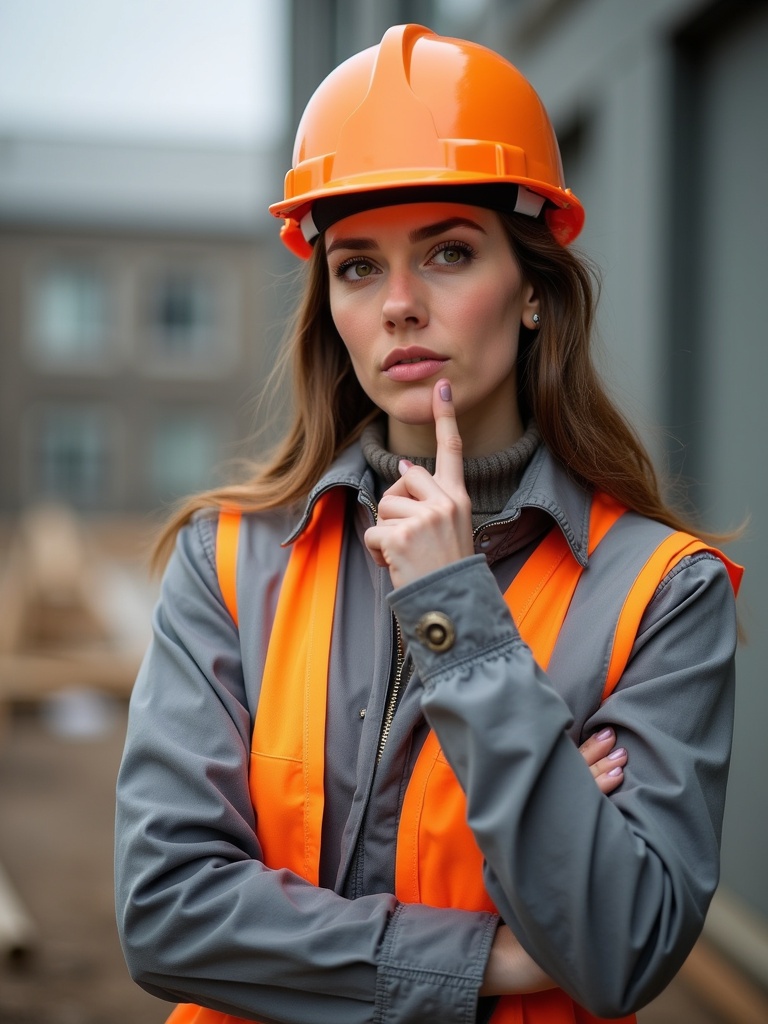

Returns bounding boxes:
[514,186,546,218]
[300,210,320,243]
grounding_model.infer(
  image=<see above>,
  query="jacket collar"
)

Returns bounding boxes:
[500,445,592,567]
[281,442,371,545]
[284,439,593,566]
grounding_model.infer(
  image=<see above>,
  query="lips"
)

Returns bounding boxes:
[382,347,445,371]
[382,347,449,383]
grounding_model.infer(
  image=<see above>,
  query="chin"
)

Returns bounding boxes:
[383,400,435,427]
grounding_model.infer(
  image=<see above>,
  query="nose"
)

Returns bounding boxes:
[381,268,428,331]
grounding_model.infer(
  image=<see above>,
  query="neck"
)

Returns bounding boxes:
[387,405,525,458]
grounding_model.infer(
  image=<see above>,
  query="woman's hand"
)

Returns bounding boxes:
[579,727,627,794]
[364,379,474,589]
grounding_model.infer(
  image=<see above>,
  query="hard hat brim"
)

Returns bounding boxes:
[271,175,585,260]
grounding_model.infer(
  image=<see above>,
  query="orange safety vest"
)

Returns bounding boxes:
[169,488,742,1024]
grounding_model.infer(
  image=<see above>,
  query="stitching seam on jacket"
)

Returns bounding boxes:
[418,636,526,686]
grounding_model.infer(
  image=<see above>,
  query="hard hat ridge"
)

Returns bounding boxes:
[271,24,585,258]
[333,24,444,180]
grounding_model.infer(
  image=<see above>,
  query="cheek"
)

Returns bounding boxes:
[328,298,355,354]
[329,304,371,379]
[447,279,523,340]
[330,291,367,351]
[328,289,345,337]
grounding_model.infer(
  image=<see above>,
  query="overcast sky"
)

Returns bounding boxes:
[0,0,288,146]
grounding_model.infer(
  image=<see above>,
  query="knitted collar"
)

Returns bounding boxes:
[361,419,541,531]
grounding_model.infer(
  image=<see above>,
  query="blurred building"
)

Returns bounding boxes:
[289,0,768,1003]
[0,133,283,516]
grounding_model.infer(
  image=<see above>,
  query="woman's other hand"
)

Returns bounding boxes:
[364,379,474,588]
[579,727,627,794]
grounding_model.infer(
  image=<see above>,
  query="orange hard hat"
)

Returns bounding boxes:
[270,24,584,258]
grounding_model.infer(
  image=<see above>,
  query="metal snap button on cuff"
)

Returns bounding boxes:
[415,611,456,652]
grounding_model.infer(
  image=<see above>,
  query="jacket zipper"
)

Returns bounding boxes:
[358,491,403,765]
[358,490,378,525]
[472,511,520,540]
[358,491,414,766]
[376,619,413,764]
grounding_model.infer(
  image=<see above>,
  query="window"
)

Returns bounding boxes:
[151,270,213,355]
[145,267,225,374]
[140,254,241,378]
[29,264,111,368]
[24,404,116,509]
[149,411,231,504]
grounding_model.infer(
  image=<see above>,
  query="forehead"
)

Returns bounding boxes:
[324,201,499,244]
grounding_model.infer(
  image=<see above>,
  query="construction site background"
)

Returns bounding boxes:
[0,501,766,1024]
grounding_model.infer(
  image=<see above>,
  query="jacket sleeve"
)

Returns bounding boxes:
[114,516,497,1024]
[388,550,737,1018]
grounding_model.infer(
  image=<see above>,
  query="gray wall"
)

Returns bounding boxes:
[685,3,768,920]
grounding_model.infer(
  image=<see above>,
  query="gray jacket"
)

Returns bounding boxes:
[115,442,738,1022]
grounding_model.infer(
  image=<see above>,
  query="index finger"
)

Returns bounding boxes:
[433,379,466,491]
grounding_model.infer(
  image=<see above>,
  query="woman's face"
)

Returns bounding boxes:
[325,202,539,457]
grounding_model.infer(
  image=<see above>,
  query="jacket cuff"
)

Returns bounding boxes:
[387,557,521,687]
[375,903,497,1023]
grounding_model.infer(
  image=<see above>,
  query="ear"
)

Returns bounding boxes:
[521,281,541,331]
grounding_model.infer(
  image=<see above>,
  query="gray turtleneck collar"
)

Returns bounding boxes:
[360,419,541,532]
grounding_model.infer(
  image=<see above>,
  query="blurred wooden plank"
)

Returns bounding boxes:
[678,938,768,1024]
[705,888,768,994]
[0,652,140,701]
[0,860,37,961]
[0,504,112,656]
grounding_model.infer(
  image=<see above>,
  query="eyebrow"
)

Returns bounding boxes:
[325,216,487,256]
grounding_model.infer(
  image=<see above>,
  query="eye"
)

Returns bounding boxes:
[430,241,476,267]
[334,257,378,281]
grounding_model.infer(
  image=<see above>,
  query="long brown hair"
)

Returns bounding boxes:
[499,213,695,532]
[152,211,710,568]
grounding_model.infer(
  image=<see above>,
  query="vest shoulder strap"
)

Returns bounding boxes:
[603,531,743,700]
[215,510,242,627]
[504,491,626,673]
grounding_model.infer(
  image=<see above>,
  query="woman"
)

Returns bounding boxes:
[115,25,742,1024]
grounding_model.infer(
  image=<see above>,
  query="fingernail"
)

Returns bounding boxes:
[398,459,413,475]
[608,747,626,760]
[596,728,613,741]
[608,766,623,777]
[440,382,452,402]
